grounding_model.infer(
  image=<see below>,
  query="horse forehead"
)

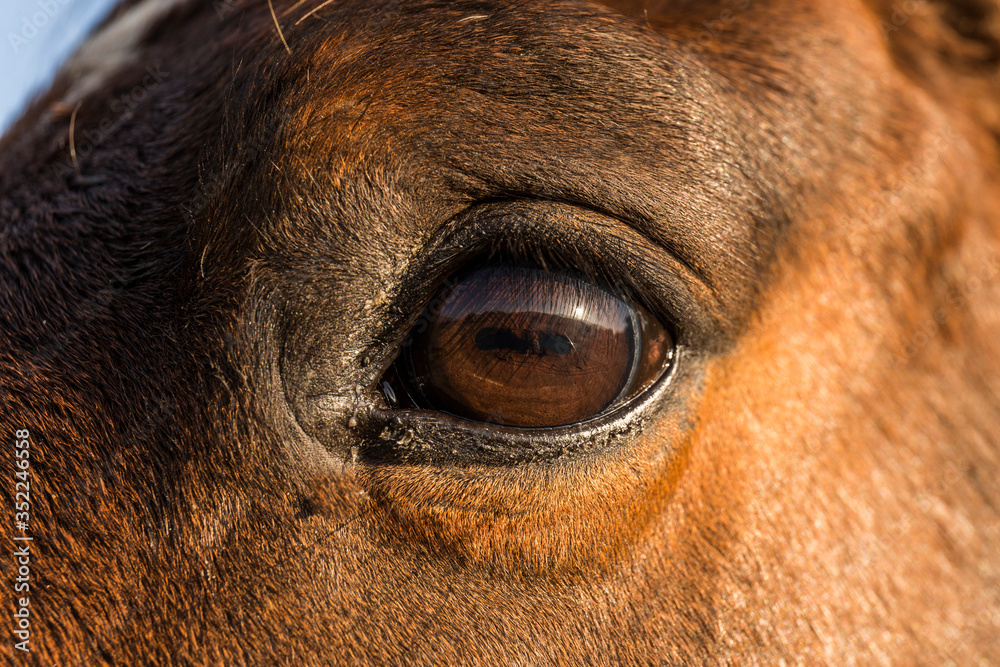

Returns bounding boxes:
[168,5,732,257]
[39,0,893,300]
[132,0,880,321]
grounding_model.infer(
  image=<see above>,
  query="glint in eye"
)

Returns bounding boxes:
[382,265,674,428]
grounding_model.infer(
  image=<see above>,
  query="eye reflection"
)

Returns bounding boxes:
[385,265,674,428]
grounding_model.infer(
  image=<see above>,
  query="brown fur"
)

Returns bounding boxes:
[1,0,998,664]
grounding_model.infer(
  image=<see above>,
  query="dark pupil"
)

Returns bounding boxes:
[400,266,640,428]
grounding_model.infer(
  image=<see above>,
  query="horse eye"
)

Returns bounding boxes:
[382,265,674,428]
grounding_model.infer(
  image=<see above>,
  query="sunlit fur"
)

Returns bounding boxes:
[1,0,998,664]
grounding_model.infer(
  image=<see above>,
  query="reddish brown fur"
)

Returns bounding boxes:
[1,0,999,664]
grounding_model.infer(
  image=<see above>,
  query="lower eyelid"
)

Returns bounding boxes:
[352,344,688,466]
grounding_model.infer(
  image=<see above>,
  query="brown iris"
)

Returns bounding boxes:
[390,265,673,428]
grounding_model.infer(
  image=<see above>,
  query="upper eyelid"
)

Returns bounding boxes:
[384,199,731,350]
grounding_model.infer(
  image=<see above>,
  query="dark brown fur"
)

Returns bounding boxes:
[1,0,998,663]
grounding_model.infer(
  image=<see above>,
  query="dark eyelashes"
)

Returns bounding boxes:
[427,229,675,332]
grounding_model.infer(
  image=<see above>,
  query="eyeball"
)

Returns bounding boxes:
[385,265,674,428]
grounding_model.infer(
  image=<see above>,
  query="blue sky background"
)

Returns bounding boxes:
[1,0,118,132]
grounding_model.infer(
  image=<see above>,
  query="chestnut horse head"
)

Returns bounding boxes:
[2,0,999,663]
